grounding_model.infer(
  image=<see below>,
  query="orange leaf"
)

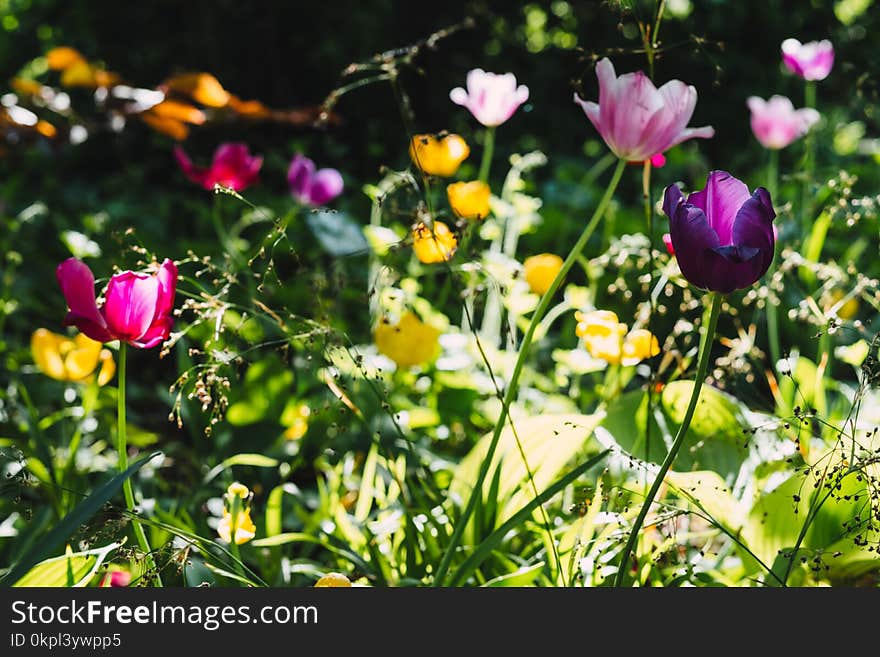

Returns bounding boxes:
[46,46,86,70]
[163,72,230,107]
[140,113,189,141]
[148,100,206,125]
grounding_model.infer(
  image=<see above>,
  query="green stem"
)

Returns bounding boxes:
[478,127,496,184]
[801,80,816,232]
[643,161,655,488]
[613,291,724,587]
[766,148,781,370]
[434,158,626,586]
[118,344,162,586]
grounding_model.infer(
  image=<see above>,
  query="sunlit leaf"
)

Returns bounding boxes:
[13,542,121,587]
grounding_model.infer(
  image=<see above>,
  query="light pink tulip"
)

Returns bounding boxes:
[288,154,344,206]
[781,39,834,81]
[450,69,529,127]
[574,58,714,162]
[57,258,177,349]
[747,95,820,150]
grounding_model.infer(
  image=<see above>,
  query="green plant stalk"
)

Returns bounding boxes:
[118,344,162,586]
[613,291,723,587]
[478,126,496,184]
[766,148,781,369]
[800,80,816,232]
[642,160,655,490]
[434,158,626,586]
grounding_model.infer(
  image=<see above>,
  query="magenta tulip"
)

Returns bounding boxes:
[574,58,714,162]
[781,39,834,81]
[174,142,262,191]
[288,154,344,206]
[56,258,177,349]
[449,69,529,127]
[747,95,820,150]
[662,171,776,294]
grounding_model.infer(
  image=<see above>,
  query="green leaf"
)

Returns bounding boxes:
[0,451,161,586]
[13,542,121,587]
[483,562,545,587]
[447,450,609,586]
[203,454,279,483]
[306,210,369,257]
[451,413,603,526]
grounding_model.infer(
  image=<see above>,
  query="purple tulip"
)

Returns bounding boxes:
[574,58,714,162]
[288,154,344,207]
[449,69,529,127]
[174,142,262,192]
[781,39,834,81]
[747,95,820,150]
[662,171,776,294]
[57,258,177,349]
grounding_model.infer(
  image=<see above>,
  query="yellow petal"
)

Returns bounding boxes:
[46,47,86,70]
[147,100,206,125]
[374,312,441,369]
[164,73,231,108]
[409,134,470,177]
[31,329,68,381]
[523,253,564,296]
[412,221,457,264]
[227,482,250,499]
[60,61,100,87]
[622,329,660,365]
[314,572,352,587]
[96,349,116,386]
[140,112,189,141]
[447,181,491,220]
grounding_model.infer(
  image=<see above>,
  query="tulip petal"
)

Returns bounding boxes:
[173,146,208,188]
[309,168,344,206]
[664,184,720,291]
[686,171,751,245]
[731,186,776,275]
[288,154,316,202]
[31,329,68,380]
[609,71,664,159]
[449,87,468,106]
[130,316,173,349]
[155,258,178,319]
[102,271,160,342]
[56,258,113,343]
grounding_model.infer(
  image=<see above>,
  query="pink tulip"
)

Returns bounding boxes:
[174,142,262,191]
[574,58,714,162]
[781,39,834,81]
[449,69,529,127]
[288,154,344,206]
[56,258,177,349]
[747,95,820,150]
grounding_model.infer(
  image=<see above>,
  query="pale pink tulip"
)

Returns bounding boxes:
[781,39,834,81]
[747,95,820,150]
[450,69,529,127]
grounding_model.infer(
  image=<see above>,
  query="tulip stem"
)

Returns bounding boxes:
[801,80,817,232]
[434,158,626,586]
[613,291,723,587]
[478,127,495,184]
[766,148,781,370]
[117,344,162,586]
[642,160,655,488]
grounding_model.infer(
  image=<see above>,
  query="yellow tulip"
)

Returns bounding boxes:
[621,329,660,365]
[31,329,115,385]
[412,221,457,264]
[409,133,470,177]
[374,312,441,369]
[217,482,256,545]
[523,253,564,296]
[447,181,491,220]
[314,572,352,587]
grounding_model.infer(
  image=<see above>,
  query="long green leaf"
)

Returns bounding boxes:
[0,451,162,586]
[14,542,121,587]
[447,450,609,586]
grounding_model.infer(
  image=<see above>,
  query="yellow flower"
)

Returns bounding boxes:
[412,221,457,264]
[447,181,491,220]
[409,133,470,177]
[217,482,256,545]
[374,312,441,369]
[314,572,352,587]
[621,329,660,365]
[31,329,115,385]
[281,402,310,441]
[523,253,564,296]
[575,311,659,366]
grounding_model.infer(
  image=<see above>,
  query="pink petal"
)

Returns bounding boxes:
[173,146,209,188]
[608,71,664,160]
[288,154,316,203]
[102,271,160,342]
[56,258,113,343]
[308,168,344,206]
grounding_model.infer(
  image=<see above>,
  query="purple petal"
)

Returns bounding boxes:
[288,154,316,203]
[732,186,776,273]
[664,184,720,291]
[102,271,160,342]
[687,171,751,245]
[56,258,113,343]
[308,168,344,206]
